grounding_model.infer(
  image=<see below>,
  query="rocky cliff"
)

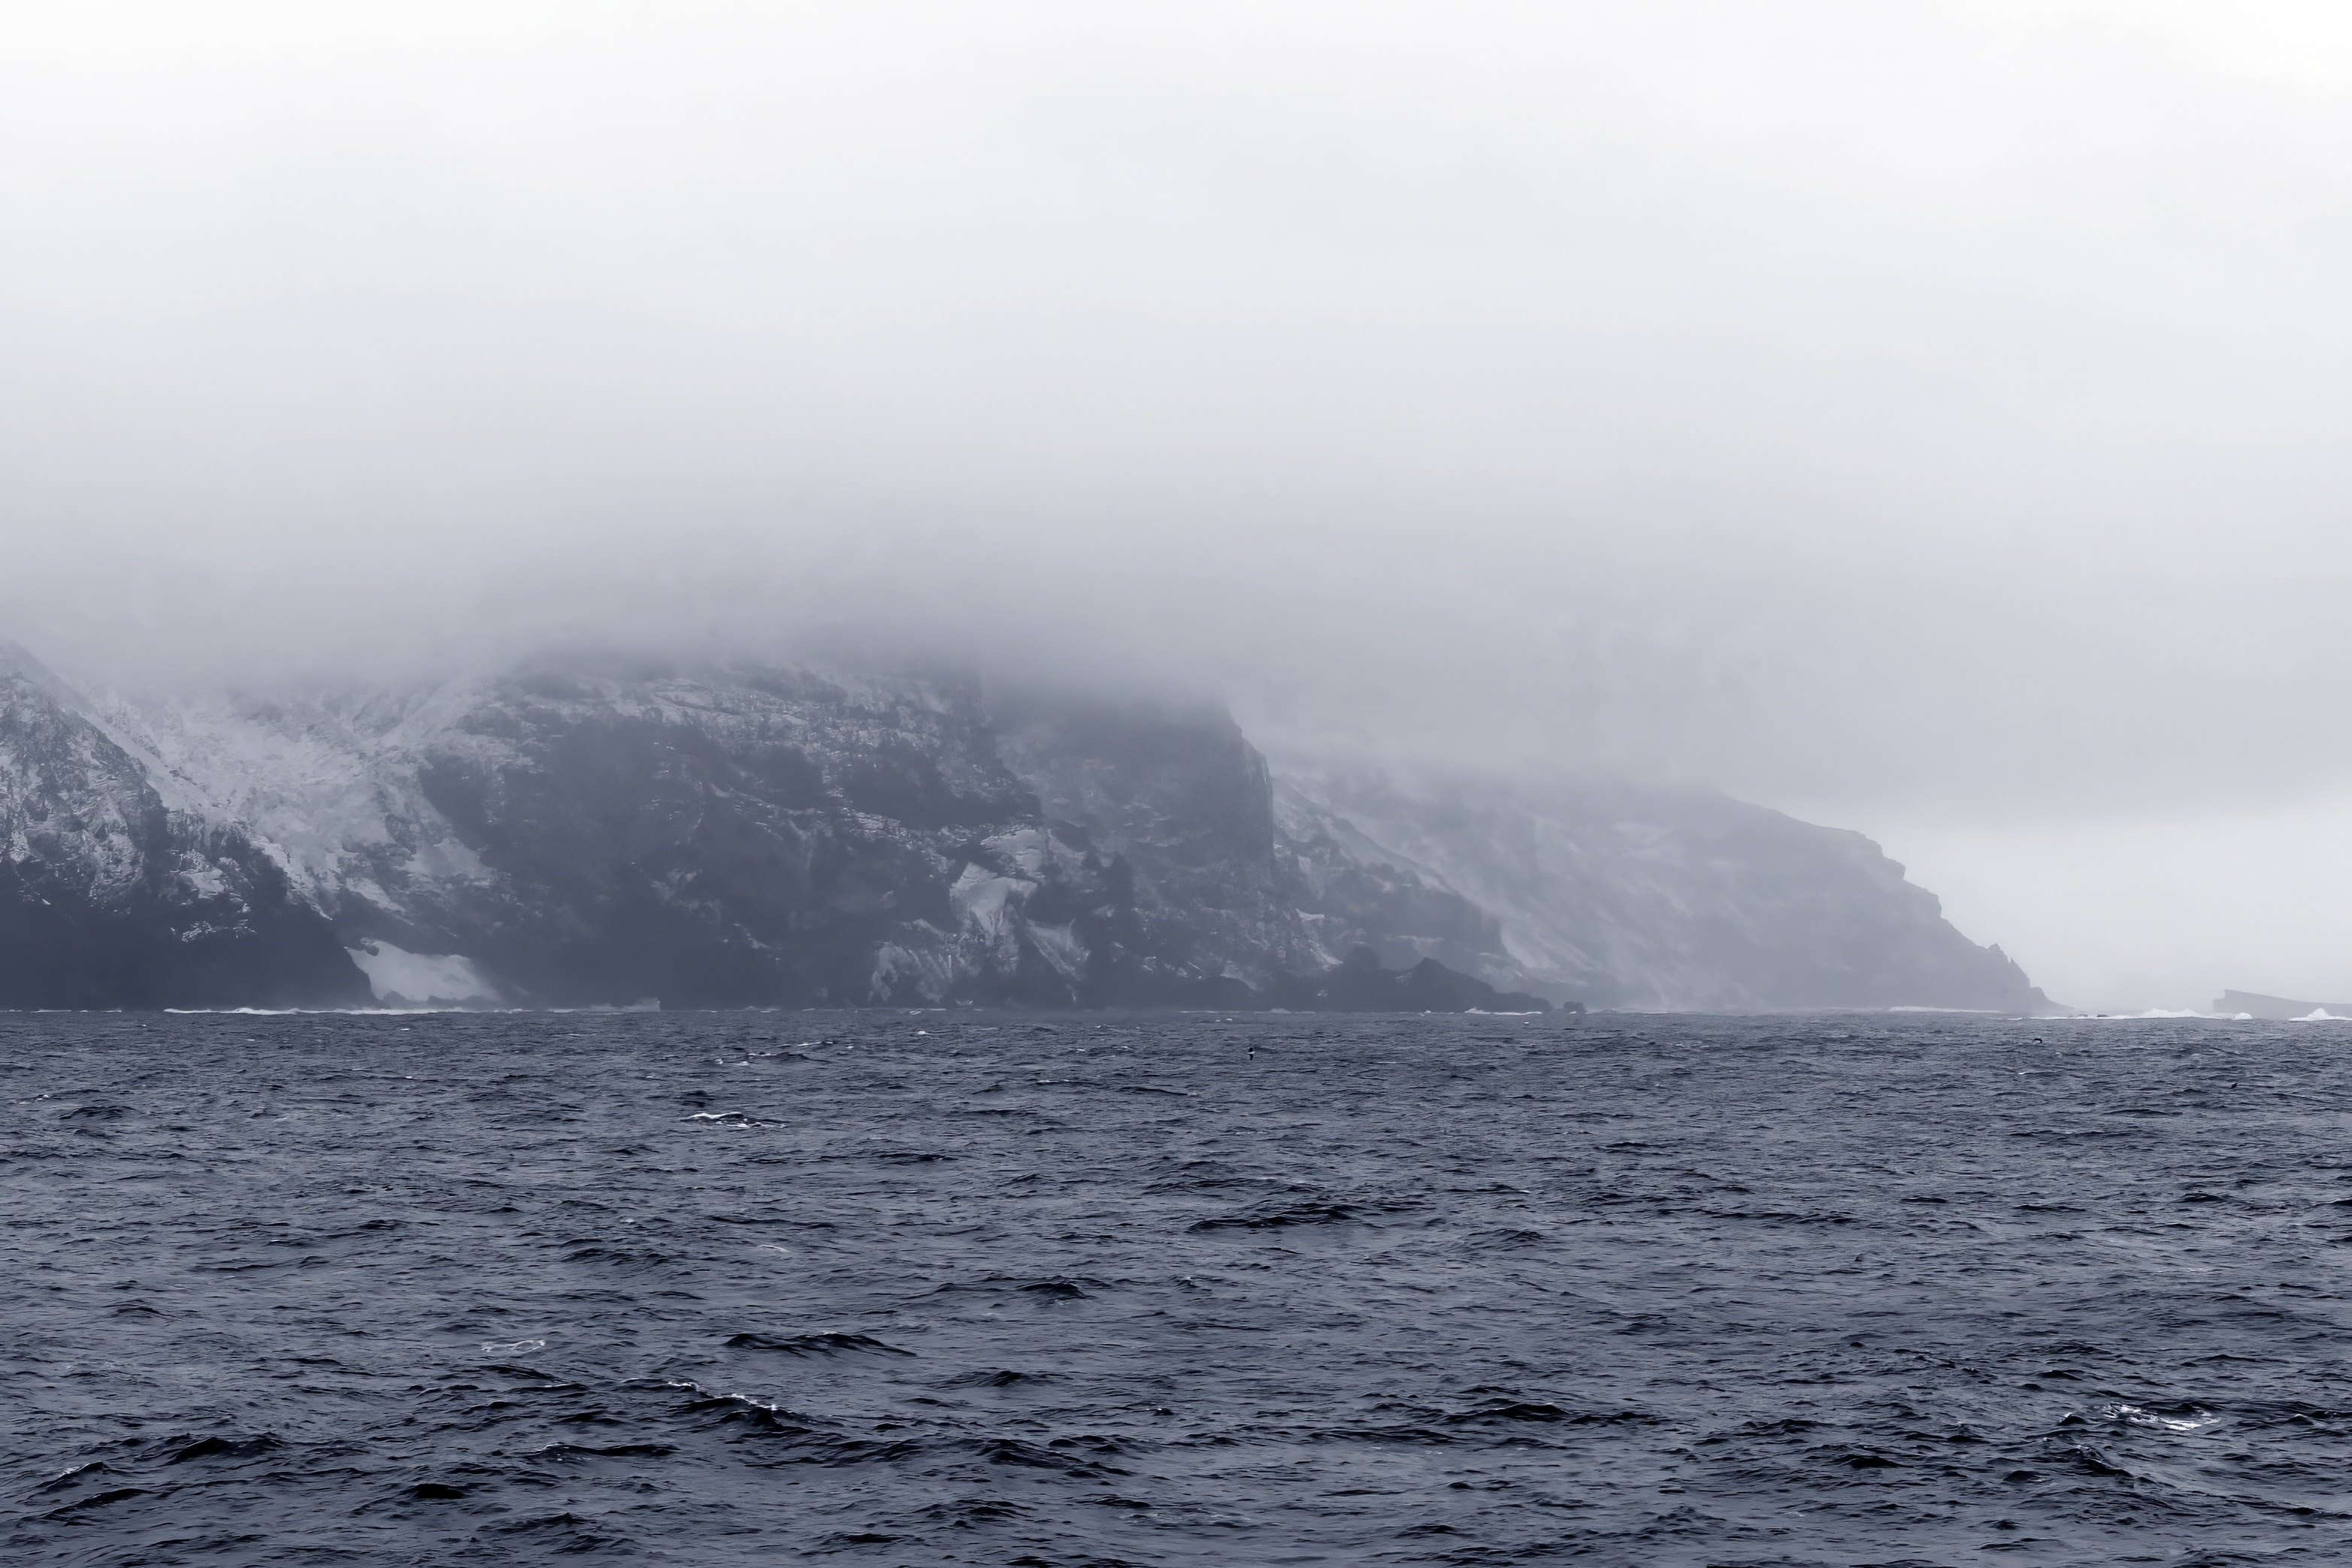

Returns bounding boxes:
[0,647,368,1009]
[1273,764,2051,1013]
[0,644,2051,1013]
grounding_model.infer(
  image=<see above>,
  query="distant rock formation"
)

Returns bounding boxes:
[0,643,2054,1013]
[2213,989,2352,1020]
[1274,764,2052,1013]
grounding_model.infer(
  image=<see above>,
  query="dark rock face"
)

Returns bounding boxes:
[0,648,368,1010]
[4,645,2055,1014]
[994,690,1311,993]
[1267,947,1553,1013]
[372,667,1294,1008]
[396,664,1040,1006]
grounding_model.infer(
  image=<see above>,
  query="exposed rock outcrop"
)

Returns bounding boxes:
[0,645,368,1008]
[1267,946,1553,1014]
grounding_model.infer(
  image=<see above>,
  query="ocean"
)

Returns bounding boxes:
[5,1010,2347,1565]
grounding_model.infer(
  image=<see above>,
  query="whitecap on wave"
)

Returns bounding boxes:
[2108,1402,2218,1433]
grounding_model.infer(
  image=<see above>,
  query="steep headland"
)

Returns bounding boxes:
[1276,764,2050,1013]
[0,644,2051,1013]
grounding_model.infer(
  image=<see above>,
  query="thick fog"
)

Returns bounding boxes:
[6,2,2351,1010]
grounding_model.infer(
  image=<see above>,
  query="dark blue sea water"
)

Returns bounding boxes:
[5,1010,2350,1566]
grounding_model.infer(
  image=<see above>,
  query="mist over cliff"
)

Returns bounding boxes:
[11,7,2351,1006]
[0,640,2049,1014]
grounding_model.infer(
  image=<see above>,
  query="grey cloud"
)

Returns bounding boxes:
[6,2,2351,1005]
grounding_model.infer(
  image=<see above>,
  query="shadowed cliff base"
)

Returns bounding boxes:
[1265,946,1554,1014]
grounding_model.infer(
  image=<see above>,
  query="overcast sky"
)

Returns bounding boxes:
[5,2,2351,1009]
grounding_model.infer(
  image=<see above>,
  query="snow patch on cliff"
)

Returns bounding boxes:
[348,940,501,1006]
[1027,922,1087,982]
[951,862,1034,940]
[870,940,957,1002]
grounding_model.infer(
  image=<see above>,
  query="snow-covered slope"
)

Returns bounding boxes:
[0,644,368,1008]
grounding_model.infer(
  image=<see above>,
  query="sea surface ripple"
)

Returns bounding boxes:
[5,1010,2351,1565]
